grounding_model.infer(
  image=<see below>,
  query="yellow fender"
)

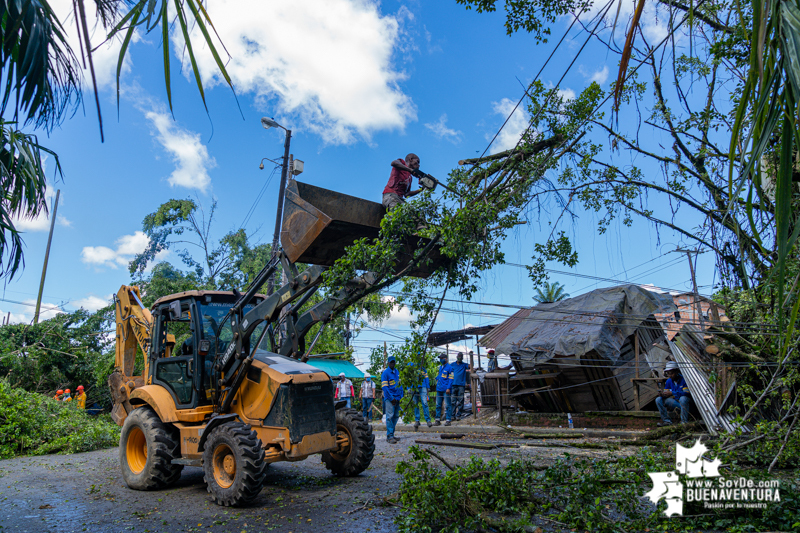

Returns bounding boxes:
[130,385,178,423]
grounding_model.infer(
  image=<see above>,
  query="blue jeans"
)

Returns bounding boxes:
[362,398,373,420]
[338,397,351,408]
[384,398,400,439]
[450,384,465,419]
[435,390,452,421]
[656,395,693,424]
[412,387,431,423]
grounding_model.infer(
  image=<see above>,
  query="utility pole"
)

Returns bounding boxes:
[261,117,292,296]
[675,248,706,330]
[34,190,60,324]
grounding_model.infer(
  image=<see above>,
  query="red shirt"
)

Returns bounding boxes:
[383,159,413,196]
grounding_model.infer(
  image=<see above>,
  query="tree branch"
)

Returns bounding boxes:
[657,0,737,35]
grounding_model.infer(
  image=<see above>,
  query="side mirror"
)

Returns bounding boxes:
[199,339,211,356]
[169,301,181,320]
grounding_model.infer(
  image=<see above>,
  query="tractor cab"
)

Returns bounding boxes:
[149,291,265,410]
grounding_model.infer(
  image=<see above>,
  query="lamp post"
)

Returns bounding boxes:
[261,117,291,296]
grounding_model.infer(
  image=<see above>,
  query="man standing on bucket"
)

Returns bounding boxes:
[381,355,404,443]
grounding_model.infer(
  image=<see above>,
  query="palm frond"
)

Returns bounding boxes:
[0,0,83,129]
[0,120,61,279]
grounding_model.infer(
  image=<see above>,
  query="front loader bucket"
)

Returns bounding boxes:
[280,180,444,278]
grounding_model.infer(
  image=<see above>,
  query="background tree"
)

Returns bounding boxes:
[533,281,569,303]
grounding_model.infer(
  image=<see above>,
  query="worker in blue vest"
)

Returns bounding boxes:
[381,355,404,443]
[434,353,454,426]
[656,361,694,426]
[450,352,469,420]
[407,362,433,429]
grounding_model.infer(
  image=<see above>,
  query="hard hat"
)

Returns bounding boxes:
[364,373,371,379]
[488,349,496,355]
[57,390,64,395]
[77,385,84,391]
[438,353,447,359]
[338,372,345,377]
[65,389,71,393]
[387,355,396,362]
[665,361,679,372]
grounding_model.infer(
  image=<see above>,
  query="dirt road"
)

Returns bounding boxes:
[0,431,631,533]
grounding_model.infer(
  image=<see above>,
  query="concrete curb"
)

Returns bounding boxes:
[369,423,649,439]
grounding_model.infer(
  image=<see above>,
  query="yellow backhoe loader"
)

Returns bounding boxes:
[109,181,444,506]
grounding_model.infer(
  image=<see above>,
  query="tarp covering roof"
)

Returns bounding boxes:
[481,285,676,365]
[306,358,363,379]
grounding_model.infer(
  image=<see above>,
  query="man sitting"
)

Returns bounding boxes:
[656,361,694,426]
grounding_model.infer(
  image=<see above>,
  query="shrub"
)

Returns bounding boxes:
[0,379,119,459]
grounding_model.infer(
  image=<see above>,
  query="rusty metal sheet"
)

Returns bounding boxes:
[479,308,533,348]
[280,180,446,278]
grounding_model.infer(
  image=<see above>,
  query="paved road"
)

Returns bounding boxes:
[0,430,633,533]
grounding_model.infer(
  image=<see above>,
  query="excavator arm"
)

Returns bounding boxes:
[108,285,175,425]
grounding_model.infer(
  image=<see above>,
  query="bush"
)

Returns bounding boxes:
[0,379,119,459]
[393,446,800,533]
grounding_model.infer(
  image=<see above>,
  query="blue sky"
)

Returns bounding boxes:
[2,0,717,368]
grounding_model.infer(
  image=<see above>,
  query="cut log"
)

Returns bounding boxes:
[416,439,519,450]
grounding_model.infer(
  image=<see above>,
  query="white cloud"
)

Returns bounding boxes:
[489,98,530,154]
[81,231,150,270]
[172,0,416,144]
[145,110,215,192]
[424,114,462,143]
[378,296,414,330]
[0,300,63,324]
[50,0,133,89]
[11,186,72,232]
[557,88,576,102]
[73,294,112,312]
[590,65,609,85]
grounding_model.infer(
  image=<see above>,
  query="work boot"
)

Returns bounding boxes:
[413,421,420,430]
[387,437,399,444]
[434,420,441,426]
[444,420,451,426]
[657,420,673,427]
[427,421,433,428]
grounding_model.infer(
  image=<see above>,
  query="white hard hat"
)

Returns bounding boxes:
[339,372,346,377]
[665,361,679,372]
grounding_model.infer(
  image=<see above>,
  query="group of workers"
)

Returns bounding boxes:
[380,351,479,444]
[52,385,87,409]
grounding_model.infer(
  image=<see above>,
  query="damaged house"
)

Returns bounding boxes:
[479,285,690,414]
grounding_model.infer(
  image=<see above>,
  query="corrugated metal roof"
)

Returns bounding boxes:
[305,358,363,379]
[479,308,533,348]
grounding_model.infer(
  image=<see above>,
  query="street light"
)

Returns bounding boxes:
[259,157,282,170]
[261,117,292,296]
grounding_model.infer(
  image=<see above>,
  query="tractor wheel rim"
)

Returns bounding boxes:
[126,426,148,474]
[212,444,236,489]
[331,424,352,462]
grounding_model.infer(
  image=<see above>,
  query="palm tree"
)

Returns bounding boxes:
[533,281,569,304]
[0,0,232,279]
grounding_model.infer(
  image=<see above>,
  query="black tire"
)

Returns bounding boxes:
[202,422,266,506]
[321,408,375,476]
[119,406,183,490]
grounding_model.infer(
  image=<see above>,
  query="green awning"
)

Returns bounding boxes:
[306,358,364,379]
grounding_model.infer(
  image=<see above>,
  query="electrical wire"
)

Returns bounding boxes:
[240,165,279,230]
